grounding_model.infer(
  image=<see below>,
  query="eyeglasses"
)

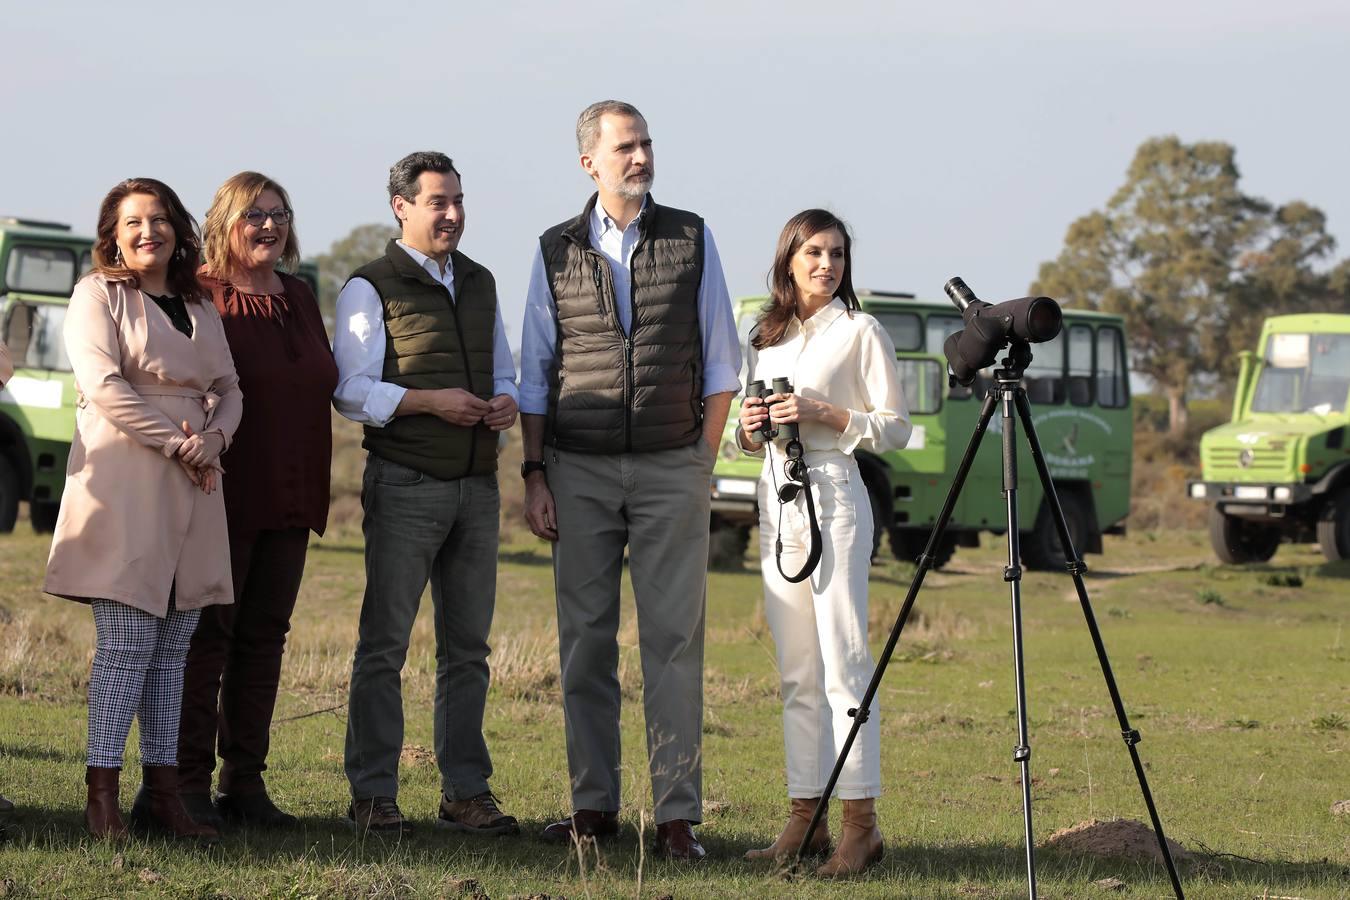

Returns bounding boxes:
[241,207,293,227]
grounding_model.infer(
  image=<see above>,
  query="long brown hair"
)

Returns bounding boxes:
[91,178,204,300]
[753,209,859,350]
[202,171,300,278]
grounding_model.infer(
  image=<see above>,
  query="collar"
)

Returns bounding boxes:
[794,297,849,335]
[396,240,454,282]
[563,192,657,245]
[592,194,651,238]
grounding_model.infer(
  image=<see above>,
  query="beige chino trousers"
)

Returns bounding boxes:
[548,440,715,824]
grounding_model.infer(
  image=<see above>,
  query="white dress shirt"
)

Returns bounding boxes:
[742,298,913,455]
[333,240,518,426]
[517,199,742,416]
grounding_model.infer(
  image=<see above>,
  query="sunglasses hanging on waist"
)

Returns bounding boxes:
[771,438,822,583]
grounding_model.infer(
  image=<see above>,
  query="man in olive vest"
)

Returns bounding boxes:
[519,101,741,860]
[333,151,519,836]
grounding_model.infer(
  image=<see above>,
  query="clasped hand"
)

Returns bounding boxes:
[176,420,222,494]
[424,388,518,431]
[739,392,821,434]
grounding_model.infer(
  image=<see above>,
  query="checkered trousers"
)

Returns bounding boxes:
[87,599,201,769]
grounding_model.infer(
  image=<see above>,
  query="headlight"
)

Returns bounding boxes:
[1189,484,1207,499]
[1272,486,1292,502]
[1233,485,1269,500]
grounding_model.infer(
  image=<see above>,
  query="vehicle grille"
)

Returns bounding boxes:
[1203,445,1292,476]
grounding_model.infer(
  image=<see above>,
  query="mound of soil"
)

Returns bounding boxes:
[1042,818,1190,864]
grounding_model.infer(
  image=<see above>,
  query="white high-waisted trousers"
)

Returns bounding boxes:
[758,448,881,799]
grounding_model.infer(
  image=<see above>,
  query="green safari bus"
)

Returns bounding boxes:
[708,291,1133,570]
[0,215,320,533]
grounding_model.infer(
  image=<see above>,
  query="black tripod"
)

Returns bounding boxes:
[792,342,1185,899]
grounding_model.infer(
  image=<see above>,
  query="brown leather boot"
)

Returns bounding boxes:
[85,767,128,838]
[129,765,219,844]
[816,798,883,877]
[744,797,831,861]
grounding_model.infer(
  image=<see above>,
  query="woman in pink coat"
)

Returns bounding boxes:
[44,178,242,842]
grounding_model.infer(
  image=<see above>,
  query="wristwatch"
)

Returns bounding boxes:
[521,460,547,478]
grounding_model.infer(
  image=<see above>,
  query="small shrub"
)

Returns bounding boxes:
[1196,589,1226,606]
[1262,571,1303,588]
[1107,607,1132,619]
[1311,714,1347,732]
[1226,718,1260,729]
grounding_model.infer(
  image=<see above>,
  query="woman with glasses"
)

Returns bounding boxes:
[737,209,911,876]
[45,178,239,842]
[177,172,337,830]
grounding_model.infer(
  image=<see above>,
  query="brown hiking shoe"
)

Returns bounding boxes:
[348,796,412,834]
[436,791,519,836]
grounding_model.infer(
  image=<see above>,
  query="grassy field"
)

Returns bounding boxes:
[1,480,1348,896]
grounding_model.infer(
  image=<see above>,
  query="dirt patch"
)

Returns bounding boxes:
[1042,818,1190,864]
[1332,799,1350,816]
[399,744,435,767]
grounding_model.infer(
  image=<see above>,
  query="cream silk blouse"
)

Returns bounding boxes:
[741,298,913,456]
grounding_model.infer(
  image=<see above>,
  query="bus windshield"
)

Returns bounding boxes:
[1250,332,1350,414]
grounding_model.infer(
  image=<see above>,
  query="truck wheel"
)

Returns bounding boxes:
[1316,489,1350,562]
[0,455,19,533]
[30,499,60,534]
[889,528,957,569]
[708,515,750,571]
[1208,506,1280,564]
[1022,491,1089,571]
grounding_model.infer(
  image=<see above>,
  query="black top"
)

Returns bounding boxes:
[144,292,193,339]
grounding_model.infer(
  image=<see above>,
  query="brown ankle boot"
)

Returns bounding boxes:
[85,767,128,838]
[129,765,219,844]
[745,797,831,861]
[816,798,883,877]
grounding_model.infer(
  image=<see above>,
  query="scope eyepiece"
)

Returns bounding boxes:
[944,277,979,311]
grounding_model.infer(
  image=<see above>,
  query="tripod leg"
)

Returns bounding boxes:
[1014,390,1186,900]
[999,385,1038,900]
[791,389,1001,871]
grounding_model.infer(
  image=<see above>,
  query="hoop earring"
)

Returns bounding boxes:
[114,248,123,266]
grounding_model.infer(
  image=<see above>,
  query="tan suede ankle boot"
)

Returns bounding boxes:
[744,797,831,861]
[816,798,883,877]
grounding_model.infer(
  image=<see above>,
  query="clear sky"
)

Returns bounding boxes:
[8,0,1349,347]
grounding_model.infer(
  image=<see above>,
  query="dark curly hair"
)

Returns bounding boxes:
[91,177,204,301]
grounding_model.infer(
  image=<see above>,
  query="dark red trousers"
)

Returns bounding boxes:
[178,527,309,795]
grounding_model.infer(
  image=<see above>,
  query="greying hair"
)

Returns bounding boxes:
[576,100,645,154]
[387,151,461,225]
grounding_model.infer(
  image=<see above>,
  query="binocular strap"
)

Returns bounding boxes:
[773,440,823,584]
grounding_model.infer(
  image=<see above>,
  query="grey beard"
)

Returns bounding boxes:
[609,173,653,201]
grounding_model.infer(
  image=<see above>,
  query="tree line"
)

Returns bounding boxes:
[310,137,1350,437]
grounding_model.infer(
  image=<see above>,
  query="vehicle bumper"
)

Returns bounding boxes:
[710,476,758,525]
[1187,480,1311,516]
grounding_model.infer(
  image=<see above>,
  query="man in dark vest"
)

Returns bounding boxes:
[333,151,519,836]
[519,101,741,860]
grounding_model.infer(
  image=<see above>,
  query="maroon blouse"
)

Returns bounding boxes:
[207,272,338,536]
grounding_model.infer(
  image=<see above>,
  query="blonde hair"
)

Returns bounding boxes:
[202,171,300,278]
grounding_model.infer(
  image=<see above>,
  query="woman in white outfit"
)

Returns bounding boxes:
[739,209,911,876]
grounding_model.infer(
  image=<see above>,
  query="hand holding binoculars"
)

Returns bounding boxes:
[745,377,799,444]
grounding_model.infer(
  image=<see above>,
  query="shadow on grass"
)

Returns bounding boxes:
[0,739,83,765]
[1,805,1343,893]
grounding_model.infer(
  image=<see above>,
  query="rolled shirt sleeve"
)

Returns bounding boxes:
[836,319,913,455]
[698,227,743,397]
[518,247,557,416]
[332,277,406,427]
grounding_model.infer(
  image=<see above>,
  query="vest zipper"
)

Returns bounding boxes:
[590,250,632,451]
[445,276,478,478]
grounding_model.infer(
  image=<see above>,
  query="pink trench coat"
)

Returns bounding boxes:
[44,275,242,617]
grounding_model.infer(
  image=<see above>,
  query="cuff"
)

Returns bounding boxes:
[735,425,766,458]
[518,382,550,416]
[363,383,407,428]
[836,409,867,455]
[701,363,742,399]
[161,434,186,458]
[493,379,520,403]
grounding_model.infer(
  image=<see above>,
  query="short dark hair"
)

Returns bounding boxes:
[576,100,645,154]
[387,152,461,225]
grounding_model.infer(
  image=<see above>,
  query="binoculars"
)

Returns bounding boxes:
[746,377,799,444]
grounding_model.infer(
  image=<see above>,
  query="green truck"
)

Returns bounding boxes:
[1188,313,1350,563]
[0,216,320,533]
[709,292,1134,570]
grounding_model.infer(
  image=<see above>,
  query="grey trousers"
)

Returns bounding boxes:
[549,441,715,824]
[345,454,500,802]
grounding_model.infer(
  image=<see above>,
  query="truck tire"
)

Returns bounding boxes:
[30,499,60,534]
[708,515,751,571]
[1316,489,1350,562]
[1022,491,1089,571]
[889,528,957,569]
[0,455,19,533]
[1208,506,1280,564]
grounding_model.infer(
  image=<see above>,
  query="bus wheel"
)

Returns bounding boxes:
[1208,506,1280,564]
[30,499,60,534]
[1022,492,1089,571]
[0,456,19,533]
[708,515,750,571]
[889,528,957,569]
[1316,489,1350,562]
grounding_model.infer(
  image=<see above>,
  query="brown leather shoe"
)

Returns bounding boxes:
[655,819,707,861]
[745,797,830,862]
[129,766,219,844]
[436,791,519,836]
[84,767,127,839]
[347,796,412,835]
[816,798,883,877]
[540,809,619,843]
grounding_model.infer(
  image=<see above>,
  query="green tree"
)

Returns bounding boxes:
[313,223,398,323]
[1032,136,1341,435]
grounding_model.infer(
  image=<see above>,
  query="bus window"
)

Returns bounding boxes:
[871,310,922,351]
[79,249,94,278]
[6,246,77,295]
[1023,332,1064,405]
[3,302,71,372]
[896,358,942,415]
[1096,326,1128,408]
[1068,324,1093,406]
[925,315,962,355]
